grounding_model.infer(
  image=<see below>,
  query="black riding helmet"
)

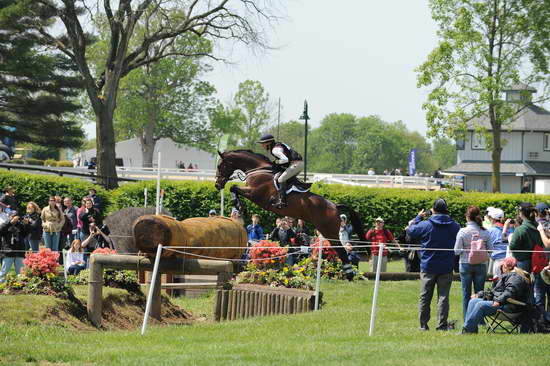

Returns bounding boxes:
[257,134,275,144]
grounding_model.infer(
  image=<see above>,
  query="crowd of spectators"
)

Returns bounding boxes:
[0,186,112,281]
[212,196,550,334]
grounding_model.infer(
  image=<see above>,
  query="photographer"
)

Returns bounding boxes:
[79,198,101,241]
[0,213,28,282]
[82,218,113,265]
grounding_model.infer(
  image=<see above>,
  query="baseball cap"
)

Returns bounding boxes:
[340,214,347,221]
[487,207,504,220]
[375,217,384,222]
[535,202,549,213]
[208,209,217,215]
[432,198,448,214]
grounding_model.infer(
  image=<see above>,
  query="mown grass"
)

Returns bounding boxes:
[0,272,547,366]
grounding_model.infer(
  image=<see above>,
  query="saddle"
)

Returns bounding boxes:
[273,172,312,193]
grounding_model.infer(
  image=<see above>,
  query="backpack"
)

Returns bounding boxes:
[531,244,548,274]
[468,231,488,264]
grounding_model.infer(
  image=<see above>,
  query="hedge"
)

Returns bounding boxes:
[0,170,548,236]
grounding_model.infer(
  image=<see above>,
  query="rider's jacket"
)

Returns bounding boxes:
[271,142,302,168]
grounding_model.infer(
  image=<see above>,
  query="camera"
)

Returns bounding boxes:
[509,219,515,224]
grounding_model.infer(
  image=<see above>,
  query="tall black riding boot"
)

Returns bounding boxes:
[275,181,288,208]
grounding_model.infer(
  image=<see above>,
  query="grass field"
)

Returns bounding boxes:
[0,258,547,366]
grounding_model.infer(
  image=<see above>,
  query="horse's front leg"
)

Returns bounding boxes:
[229,185,255,211]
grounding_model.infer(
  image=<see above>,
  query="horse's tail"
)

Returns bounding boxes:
[337,204,369,255]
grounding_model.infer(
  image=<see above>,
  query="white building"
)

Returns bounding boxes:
[81,138,217,170]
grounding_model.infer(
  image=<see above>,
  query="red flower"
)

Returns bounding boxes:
[23,248,59,277]
[92,248,117,255]
[311,240,338,261]
[249,240,287,266]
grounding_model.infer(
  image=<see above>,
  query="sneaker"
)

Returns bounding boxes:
[419,326,429,331]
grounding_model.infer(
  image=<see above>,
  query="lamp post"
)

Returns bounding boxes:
[299,100,309,182]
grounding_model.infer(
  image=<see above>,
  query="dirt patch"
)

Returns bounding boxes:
[43,291,193,331]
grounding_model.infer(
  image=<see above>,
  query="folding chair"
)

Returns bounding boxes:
[485,297,532,334]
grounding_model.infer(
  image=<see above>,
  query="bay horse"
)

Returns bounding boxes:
[214,150,366,280]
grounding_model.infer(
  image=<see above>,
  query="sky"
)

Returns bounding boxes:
[85,0,439,138]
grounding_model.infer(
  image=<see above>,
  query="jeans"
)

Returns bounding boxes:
[516,259,531,272]
[43,232,61,252]
[0,257,24,283]
[372,255,388,273]
[419,272,453,329]
[534,273,550,312]
[463,298,499,333]
[68,263,86,275]
[24,235,40,252]
[459,263,487,319]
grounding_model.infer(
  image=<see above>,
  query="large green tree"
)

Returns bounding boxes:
[417,0,550,192]
[267,120,307,156]
[233,80,272,150]
[111,35,216,167]
[432,137,457,170]
[26,0,276,188]
[0,0,84,149]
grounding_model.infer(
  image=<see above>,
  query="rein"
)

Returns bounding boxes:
[244,167,274,180]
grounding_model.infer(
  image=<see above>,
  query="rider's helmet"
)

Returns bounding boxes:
[257,134,275,150]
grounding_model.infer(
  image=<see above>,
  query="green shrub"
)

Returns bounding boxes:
[4,158,44,166]
[57,160,73,167]
[70,269,141,293]
[43,159,57,167]
[0,170,109,214]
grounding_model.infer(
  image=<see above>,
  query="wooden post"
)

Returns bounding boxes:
[150,272,162,320]
[231,290,238,320]
[255,292,261,317]
[288,296,294,314]
[87,256,104,327]
[214,289,222,321]
[262,293,268,316]
[227,290,234,321]
[221,290,229,321]
[274,294,280,315]
[165,273,173,296]
[296,297,303,313]
[238,290,245,319]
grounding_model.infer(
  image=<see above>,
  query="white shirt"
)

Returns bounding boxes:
[271,146,289,165]
[66,251,84,267]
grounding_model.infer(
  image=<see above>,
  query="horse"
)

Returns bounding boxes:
[214,149,366,280]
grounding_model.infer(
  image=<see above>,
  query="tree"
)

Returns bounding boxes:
[417,0,550,192]
[28,0,276,188]
[112,34,216,167]
[0,0,84,149]
[432,137,457,170]
[233,80,272,150]
[209,103,246,150]
[267,120,307,155]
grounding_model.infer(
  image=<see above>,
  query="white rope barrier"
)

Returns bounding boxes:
[369,243,383,336]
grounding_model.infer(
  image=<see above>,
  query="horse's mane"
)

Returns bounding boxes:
[228,149,272,164]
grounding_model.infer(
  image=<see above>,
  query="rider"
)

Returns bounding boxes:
[257,134,304,208]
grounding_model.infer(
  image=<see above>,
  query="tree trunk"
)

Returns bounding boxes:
[96,105,119,189]
[140,123,157,168]
[491,122,502,193]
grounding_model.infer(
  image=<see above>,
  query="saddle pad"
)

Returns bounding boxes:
[273,178,310,194]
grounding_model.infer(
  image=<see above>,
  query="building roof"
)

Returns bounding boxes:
[503,83,537,92]
[444,161,550,176]
[469,104,550,131]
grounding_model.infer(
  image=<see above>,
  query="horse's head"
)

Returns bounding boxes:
[215,151,234,190]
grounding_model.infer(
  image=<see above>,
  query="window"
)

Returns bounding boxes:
[471,132,486,150]
[544,133,550,151]
[455,139,465,150]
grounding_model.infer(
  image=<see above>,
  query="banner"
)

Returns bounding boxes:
[408,149,417,176]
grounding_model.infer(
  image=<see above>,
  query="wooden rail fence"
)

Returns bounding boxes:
[214,284,320,321]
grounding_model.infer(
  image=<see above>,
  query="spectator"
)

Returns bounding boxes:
[79,198,101,241]
[487,209,513,277]
[82,218,113,256]
[367,168,375,176]
[509,202,540,272]
[230,208,245,226]
[22,202,42,252]
[454,206,493,320]
[208,209,217,217]
[270,218,297,265]
[383,169,390,176]
[295,219,311,261]
[41,196,65,252]
[345,243,360,267]
[246,214,264,242]
[87,188,103,212]
[0,212,27,283]
[365,217,401,273]
[187,163,194,171]
[521,181,531,194]
[66,239,86,275]
[462,257,531,334]
[76,197,87,240]
[0,186,18,215]
[194,164,199,170]
[407,198,460,331]
[63,197,78,250]
[339,214,353,246]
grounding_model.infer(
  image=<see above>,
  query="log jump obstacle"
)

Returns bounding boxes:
[214,284,320,321]
[87,254,233,327]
